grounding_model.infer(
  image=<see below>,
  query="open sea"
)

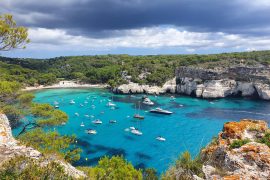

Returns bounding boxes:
[12,88,270,174]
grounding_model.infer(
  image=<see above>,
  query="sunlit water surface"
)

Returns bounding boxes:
[12,88,270,173]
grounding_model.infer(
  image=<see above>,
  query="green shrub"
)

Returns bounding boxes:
[0,156,71,179]
[257,133,270,147]
[230,139,251,149]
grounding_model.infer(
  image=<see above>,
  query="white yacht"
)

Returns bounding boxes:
[75,112,80,116]
[149,108,173,115]
[85,129,97,135]
[142,98,154,105]
[70,100,75,104]
[92,119,102,124]
[80,122,85,127]
[131,129,143,136]
[156,136,166,141]
[107,102,116,107]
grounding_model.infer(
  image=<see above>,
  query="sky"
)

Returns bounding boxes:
[1,0,270,58]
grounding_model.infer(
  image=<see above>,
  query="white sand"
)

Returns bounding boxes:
[23,81,108,91]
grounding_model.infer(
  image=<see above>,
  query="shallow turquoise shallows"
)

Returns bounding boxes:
[12,88,270,174]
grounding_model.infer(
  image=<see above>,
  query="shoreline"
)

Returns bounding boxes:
[22,80,108,91]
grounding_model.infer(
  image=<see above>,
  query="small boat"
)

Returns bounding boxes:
[75,112,80,116]
[170,96,176,101]
[70,100,75,104]
[80,103,84,107]
[107,102,116,107]
[133,102,144,119]
[156,136,166,141]
[85,129,97,135]
[54,105,59,109]
[84,114,90,118]
[54,101,59,105]
[80,122,85,127]
[109,120,117,123]
[142,98,154,106]
[92,119,102,124]
[149,108,173,115]
[131,129,143,136]
[130,126,136,130]
[133,114,144,119]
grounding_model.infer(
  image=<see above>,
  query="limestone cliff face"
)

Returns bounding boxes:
[0,114,85,178]
[113,77,176,94]
[176,66,270,100]
[201,119,270,180]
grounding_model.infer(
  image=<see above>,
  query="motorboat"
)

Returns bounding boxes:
[149,108,173,115]
[133,114,144,119]
[109,120,117,123]
[142,98,154,105]
[85,129,97,135]
[92,119,102,124]
[80,103,84,107]
[70,100,75,104]
[54,105,59,109]
[156,136,166,141]
[107,102,116,107]
[75,112,80,116]
[129,127,136,130]
[131,129,143,136]
[80,122,85,127]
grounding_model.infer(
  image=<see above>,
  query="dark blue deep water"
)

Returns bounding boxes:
[12,88,270,174]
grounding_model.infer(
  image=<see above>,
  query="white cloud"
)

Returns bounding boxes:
[26,26,270,53]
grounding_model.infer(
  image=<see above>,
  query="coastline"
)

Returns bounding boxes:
[22,80,108,91]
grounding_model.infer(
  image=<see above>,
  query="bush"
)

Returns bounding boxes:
[0,156,70,179]
[79,156,143,180]
[257,133,270,147]
[230,139,251,149]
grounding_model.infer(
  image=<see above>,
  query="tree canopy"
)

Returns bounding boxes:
[0,14,30,51]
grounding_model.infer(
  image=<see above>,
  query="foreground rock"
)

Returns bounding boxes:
[0,114,86,179]
[202,119,270,180]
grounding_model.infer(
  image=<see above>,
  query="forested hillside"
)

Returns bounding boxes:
[1,50,270,87]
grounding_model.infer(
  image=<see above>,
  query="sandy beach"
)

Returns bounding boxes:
[23,81,108,91]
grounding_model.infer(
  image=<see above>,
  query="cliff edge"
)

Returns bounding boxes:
[201,119,270,180]
[0,114,86,178]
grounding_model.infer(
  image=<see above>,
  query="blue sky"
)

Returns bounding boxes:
[1,0,270,58]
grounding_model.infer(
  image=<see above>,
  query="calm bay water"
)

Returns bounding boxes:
[12,88,270,173]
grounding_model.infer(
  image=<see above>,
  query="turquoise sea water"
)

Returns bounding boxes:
[12,88,270,173]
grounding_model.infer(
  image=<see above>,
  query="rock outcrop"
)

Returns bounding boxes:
[113,78,176,94]
[175,66,270,100]
[0,114,86,178]
[201,119,270,180]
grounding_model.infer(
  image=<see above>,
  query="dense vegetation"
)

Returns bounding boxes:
[1,50,270,87]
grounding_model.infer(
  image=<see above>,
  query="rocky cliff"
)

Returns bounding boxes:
[113,77,176,94]
[0,114,86,179]
[201,119,270,180]
[176,66,270,100]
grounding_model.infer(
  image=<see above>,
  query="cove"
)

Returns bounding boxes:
[12,88,270,174]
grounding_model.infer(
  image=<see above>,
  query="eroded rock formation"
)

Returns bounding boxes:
[202,119,270,180]
[176,66,270,100]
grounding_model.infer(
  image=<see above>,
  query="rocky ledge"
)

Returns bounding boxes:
[113,66,270,100]
[201,119,270,179]
[176,66,270,100]
[0,114,85,178]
